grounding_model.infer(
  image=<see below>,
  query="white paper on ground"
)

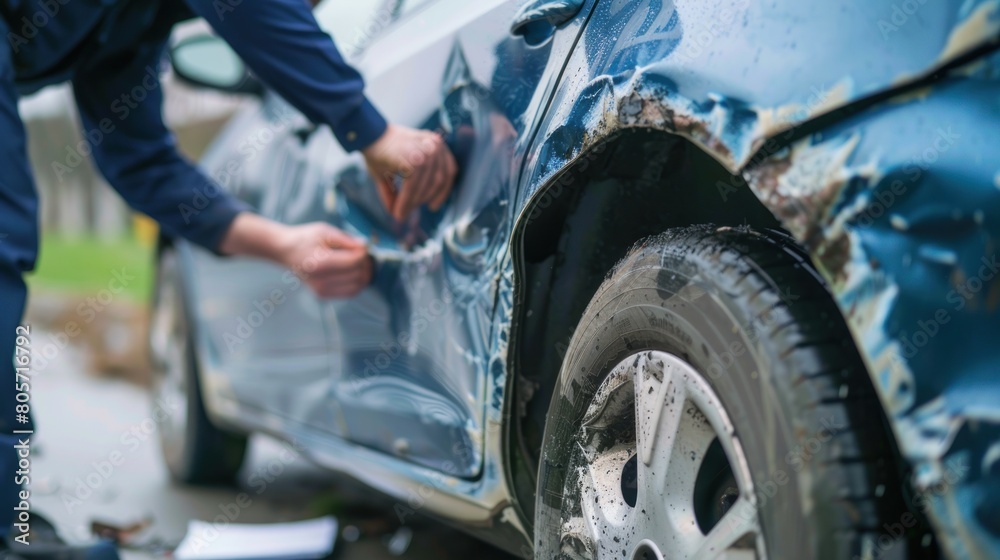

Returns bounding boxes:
[173,516,338,560]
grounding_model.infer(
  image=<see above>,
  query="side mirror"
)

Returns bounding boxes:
[169,34,263,95]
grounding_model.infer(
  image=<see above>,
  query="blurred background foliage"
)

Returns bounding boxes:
[28,231,155,301]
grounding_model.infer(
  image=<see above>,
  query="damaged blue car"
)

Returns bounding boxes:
[149,0,1000,558]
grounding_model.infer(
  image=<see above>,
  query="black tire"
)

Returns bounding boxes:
[150,247,247,484]
[535,225,910,559]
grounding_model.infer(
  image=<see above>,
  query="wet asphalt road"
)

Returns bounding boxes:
[27,340,516,560]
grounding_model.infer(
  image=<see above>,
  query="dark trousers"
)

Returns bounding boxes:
[0,15,41,533]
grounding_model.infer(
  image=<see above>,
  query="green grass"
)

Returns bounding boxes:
[27,234,154,301]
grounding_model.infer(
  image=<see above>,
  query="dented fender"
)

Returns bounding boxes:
[519,0,1000,198]
[744,60,1000,559]
[511,0,1000,557]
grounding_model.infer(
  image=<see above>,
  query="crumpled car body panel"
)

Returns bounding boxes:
[175,0,1000,557]
[516,1,1000,557]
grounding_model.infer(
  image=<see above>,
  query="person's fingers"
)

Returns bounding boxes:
[430,148,458,210]
[302,265,364,285]
[413,140,446,213]
[393,136,431,219]
[375,174,397,216]
[444,141,458,182]
[393,181,414,222]
[311,279,364,299]
[310,256,373,298]
[394,169,422,221]
[425,142,449,211]
[396,140,438,220]
[322,225,367,250]
[308,246,370,277]
[310,270,368,299]
[419,136,446,192]
[311,270,364,291]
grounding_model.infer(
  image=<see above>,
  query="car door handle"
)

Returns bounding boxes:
[510,0,585,45]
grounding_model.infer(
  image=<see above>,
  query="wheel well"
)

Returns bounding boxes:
[507,128,785,525]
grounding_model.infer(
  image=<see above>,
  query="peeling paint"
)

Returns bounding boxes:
[746,135,874,282]
[754,80,853,140]
[938,1,1000,62]
[174,0,1000,556]
[743,72,1000,558]
[517,1,1000,557]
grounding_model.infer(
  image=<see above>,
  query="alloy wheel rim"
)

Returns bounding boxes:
[558,351,766,560]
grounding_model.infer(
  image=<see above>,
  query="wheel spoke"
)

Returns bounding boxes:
[691,495,760,559]
[717,550,757,560]
[559,517,598,560]
[559,351,768,560]
[576,442,635,555]
[634,355,685,498]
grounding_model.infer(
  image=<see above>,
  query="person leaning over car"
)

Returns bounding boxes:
[0,0,457,557]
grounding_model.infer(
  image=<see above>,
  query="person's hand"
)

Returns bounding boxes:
[219,214,373,299]
[362,124,458,221]
[277,222,373,299]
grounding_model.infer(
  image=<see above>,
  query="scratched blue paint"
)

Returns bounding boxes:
[516,1,1000,557]
[746,63,1000,558]
[164,0,1000,556]
[521,0,1000,183]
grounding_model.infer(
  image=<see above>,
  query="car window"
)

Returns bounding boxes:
[314,0,390,58]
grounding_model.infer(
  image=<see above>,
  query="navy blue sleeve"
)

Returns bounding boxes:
[72,44,249,253]
[183,0,388,152]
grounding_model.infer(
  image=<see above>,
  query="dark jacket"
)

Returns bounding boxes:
[1,0,387,250]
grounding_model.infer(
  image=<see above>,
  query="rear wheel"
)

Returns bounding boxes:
[149,247,247,484]
[535,226,907,559]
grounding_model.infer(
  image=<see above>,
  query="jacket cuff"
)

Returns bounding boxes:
[194,196,252,257]
[332,98,388,152]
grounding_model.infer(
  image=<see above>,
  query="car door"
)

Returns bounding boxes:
[315,0,569,477]
[186,0,388,436]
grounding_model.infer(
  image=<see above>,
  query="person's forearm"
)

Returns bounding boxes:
[217,212,291,262]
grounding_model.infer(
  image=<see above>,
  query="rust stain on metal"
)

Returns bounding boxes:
[744,135,866,283]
